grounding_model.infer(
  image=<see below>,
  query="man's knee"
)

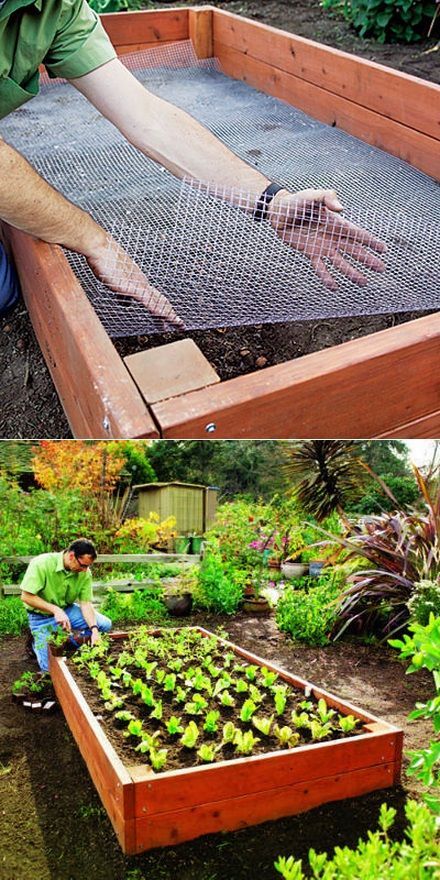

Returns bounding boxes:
[97,613,112,633]
[0,242,21,315]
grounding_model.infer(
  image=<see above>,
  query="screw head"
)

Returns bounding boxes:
[205,422,217,433]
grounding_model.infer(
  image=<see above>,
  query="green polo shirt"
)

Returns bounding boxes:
[21,551,93,614]
[0,0,116,118]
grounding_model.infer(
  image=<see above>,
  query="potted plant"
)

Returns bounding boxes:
[163,567,196,617]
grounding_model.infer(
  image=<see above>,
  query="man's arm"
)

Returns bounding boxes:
[71,60,386,287]
[0,138,183,324]
[21,590,72,631]
[78,601,100,644]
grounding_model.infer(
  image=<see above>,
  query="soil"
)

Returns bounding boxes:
[0,610,434,880]
[1,0,439,439]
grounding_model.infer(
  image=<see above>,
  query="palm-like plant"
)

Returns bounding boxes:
[322,467,440,639]
[283,441,367,522]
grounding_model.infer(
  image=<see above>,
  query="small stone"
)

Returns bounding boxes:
[240,348,251,356]
[3,324,12,333]
[255,356,268,368]
[17,338,26,351]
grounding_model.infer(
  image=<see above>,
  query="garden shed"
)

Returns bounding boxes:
[134,482,218,535]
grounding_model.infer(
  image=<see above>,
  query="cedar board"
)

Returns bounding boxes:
[49,627,403,854]
[2,5,439,438]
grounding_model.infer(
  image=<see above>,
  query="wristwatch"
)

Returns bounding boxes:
[90,625,98,631]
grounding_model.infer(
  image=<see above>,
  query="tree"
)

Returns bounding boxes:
[32,441,126,494]
[283,441,367,521]
[357,441,411,476]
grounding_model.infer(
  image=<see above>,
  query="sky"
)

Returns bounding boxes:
[404,440,438,467]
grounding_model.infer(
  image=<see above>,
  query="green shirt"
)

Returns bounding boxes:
[21,550,93,613]
[0,0,116,118]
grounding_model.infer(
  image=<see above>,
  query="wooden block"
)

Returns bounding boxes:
[189,7,213,58]
[124,339,220,403]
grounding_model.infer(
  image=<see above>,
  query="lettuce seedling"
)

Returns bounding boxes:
[197,743,218,763]
[235,679,249,694]
[175,686,188,703]
[219,690,235,708]
[233,730,260,755]
[104,696,124,711]
[204,710,220,734]
[156,669,166,685]
[163,673,177,692]
[260,667,279,688]
[240,699,257,723]
[125,719,144,738]
[184,693,208,715]
[274,689,288,716]
[166,716,184,735]
[151,699,163,720]
[180,721,199,748]
[245,665,258,682]
[309,720,333,741]
[273,725,300,748]
[213,678,230,698]
[316,698,336,724]
[222,722,237,744]
[252,714,274,736]
[114,710,135,724]
[249,684,264,705]
[290,710,311,730]
[148,747,168,772]
[338,714,360,733]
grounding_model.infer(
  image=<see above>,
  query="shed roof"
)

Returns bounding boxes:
[133,481,217,491]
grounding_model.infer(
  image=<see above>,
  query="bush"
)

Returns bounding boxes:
[275,574,340,646]
[113,514,177,553]
[194,545,247,614]
[100,586,168,624]
[0,597,28,637]
[407,580,440,625]
[321,0,437,44]
[275,799,439,878]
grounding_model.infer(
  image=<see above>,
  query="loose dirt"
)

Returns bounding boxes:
[0,611,434,880]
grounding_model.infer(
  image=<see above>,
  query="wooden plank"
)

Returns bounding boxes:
[378,410,440,438]
[189,7,213,59]
[212,9,440,142]
[50,654,136,850]
[151,313,440,438]
[115,42,186,56]
[0,553,199,564]
[2,225,158,440]
[132,762,396,852]
[101,9,189,49]
[213,43,440,178]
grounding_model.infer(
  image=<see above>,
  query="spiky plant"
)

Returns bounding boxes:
[284,441,366,522]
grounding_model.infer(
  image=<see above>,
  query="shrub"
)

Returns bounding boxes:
[0,597,28,637]
[275,574,340,646]
[321,0,437,44]
[274,799,439,878]
[407,580,440,625]
[100,587,167,624]
[113,514,177,553]
[194,544,247,614]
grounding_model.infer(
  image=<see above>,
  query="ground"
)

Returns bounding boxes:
[0,611,434,880]
[1,0,438,438]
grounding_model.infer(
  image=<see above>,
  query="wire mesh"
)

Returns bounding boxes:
[1,40,439,336]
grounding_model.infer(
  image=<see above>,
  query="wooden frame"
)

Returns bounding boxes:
[49,627,403,853]
[2,6,439,438]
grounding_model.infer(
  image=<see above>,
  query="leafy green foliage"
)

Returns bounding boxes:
[195,544,246,614]
[283,441,367,521]
[407,580,440,625]
[0,597,27,636]
[276,577,340,646]
[180,721,199,749]
[275,800,440,878]
[100,586,167,624]
[321,0,437,44]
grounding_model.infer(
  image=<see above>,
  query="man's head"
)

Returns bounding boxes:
[64,538,97,572]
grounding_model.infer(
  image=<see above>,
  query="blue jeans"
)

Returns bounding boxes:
[0,242,21,315]
[28,604,112,672]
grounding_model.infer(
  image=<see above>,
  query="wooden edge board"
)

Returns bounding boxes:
[377,410,440,437]
[131,762,397,852]
[214,42,439,177]
[101,8,189,47]
[212,8,440,141]
[2,224,158,439]
[150,313,440,438]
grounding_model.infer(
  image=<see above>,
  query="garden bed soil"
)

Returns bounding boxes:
[0,611,434,880]
[1,1,438,438]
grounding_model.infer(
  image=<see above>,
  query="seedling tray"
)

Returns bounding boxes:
[49,628,403,854]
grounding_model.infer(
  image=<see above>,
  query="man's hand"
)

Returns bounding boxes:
[86,233,185,329]
[90,628,101,646]
[53,608,71,632]
[269,188,387,291]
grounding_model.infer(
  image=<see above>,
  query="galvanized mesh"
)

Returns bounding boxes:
[1,40,439,336]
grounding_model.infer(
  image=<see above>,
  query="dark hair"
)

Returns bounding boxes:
[68,538,97,560]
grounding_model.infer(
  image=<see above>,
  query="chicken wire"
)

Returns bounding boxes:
[1,40,439,336]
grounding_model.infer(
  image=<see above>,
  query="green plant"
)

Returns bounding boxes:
[203,710,220,734]
[100,586,167,624]
[180,721,199,749]
[252,714,274,736]
[148,746,168,772]
[221,721,237,744]
[11,670,50,694]
[165,716,184,736]
[274,800,440,878]
[338,714,360,733]
[233,729,260,755]
[195,544,246,614]
[197,743,218,763]
[276,577,340,646]
[273,725,300,748]
[407,580,440,625]
[321,0,437,44]
[240,699,257,723]
[0,597,27,637]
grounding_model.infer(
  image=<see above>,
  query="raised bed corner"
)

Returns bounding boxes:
[49,628,403,854]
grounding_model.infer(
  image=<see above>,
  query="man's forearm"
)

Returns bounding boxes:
[0,138,107,255]
[21,590,60,615]
[72,60,273,199]
[79,601,97,629]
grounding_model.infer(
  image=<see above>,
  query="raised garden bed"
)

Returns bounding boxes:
[49,626,403,854]
[2,5,439,439]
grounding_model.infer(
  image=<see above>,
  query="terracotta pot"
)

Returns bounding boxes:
[242,596,270,613]
[268,558,281,569]
[164,592,193,617]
